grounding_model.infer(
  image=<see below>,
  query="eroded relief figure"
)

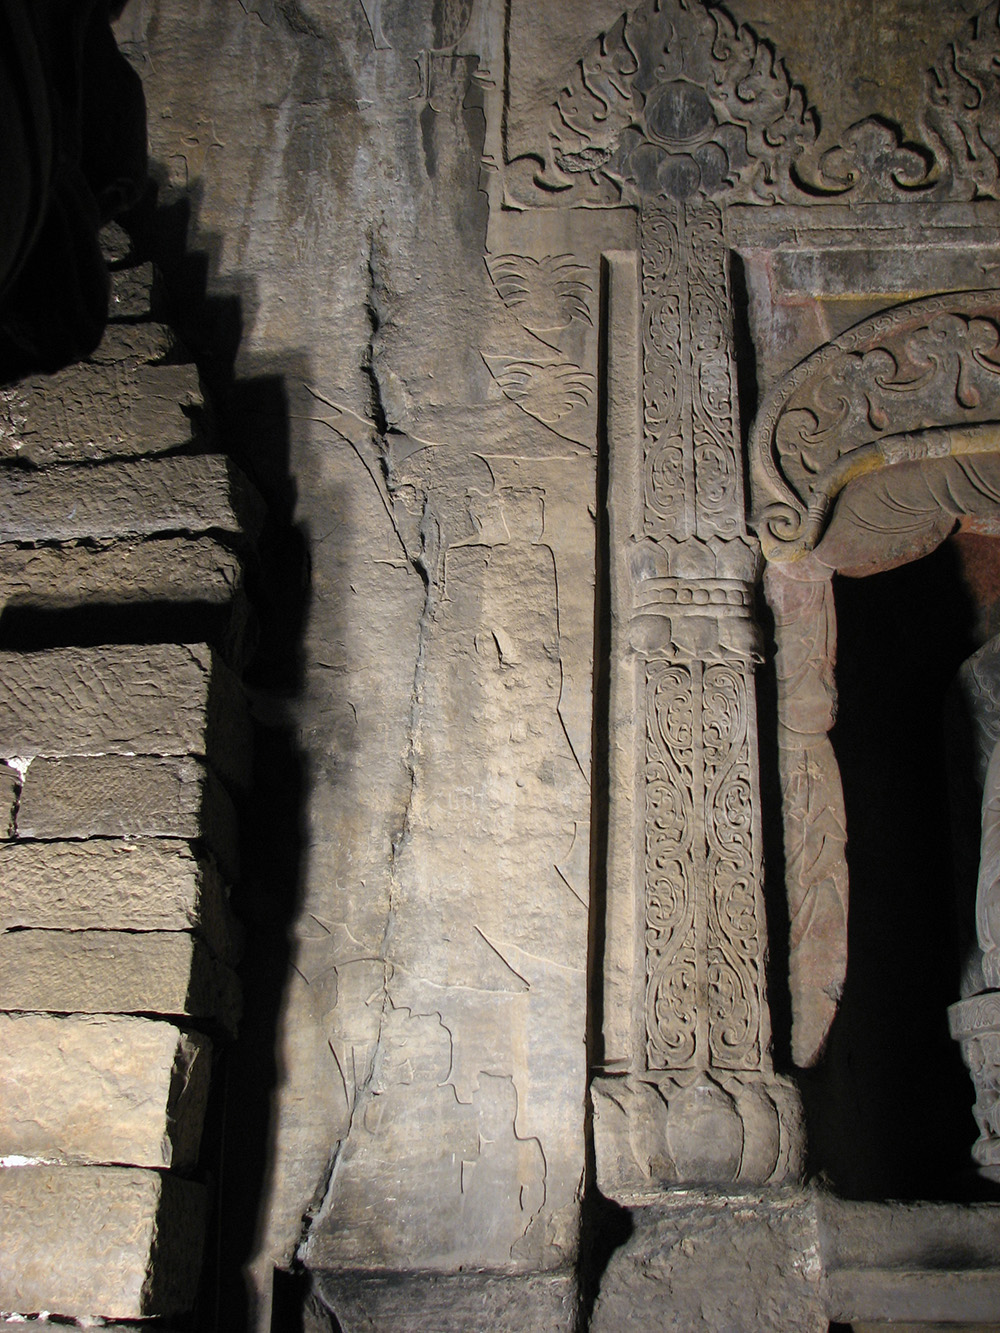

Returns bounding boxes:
[951,635,1000,1181]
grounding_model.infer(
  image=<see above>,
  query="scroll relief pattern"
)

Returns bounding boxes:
[641,204,742,543]
[749,290,1000,562]
[635,197,766,1077]
[505,0,1000,210]
[644,657,761,1072]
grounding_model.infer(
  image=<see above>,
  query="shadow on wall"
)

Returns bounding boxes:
[122,176,325,1332]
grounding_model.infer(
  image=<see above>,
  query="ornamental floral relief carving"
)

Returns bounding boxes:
[504,0,1000,210]
[704,661,761,1070]
[643,656,764,1072]
[640,204,742,544]
[748,291,1000,560]
[645,662,698,1069]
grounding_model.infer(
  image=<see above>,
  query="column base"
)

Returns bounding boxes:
[591,1190,826,1332]
[950,992,1000,1182]
[591,1070,804,1202]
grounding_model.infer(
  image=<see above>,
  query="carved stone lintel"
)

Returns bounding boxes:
[591,1070,803,1201]
[748,290,1000,561]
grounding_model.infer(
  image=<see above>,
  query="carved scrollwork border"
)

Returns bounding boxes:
[748,288,1000,560]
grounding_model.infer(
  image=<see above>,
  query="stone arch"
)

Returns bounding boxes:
[750,291,1000,1080]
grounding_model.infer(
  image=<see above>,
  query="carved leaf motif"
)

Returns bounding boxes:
[923,0,1000,200]
[510,0,1000,207]
[486,253,593,335]
[645,663,699,1068]
[482,353,595,424]
[703,662,761,1068]
[517,0,818,206]
[813,118,933,201]
[750,293,1000,554]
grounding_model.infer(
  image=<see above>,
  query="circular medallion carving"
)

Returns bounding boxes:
[645,80,715,147]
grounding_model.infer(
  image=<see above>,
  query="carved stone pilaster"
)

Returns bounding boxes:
[950,993,1000,1181]
[596,207,802,1201]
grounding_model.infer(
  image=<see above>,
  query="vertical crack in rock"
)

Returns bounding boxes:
[294,1142,343,1267]
[363,225,390,439]
[298,230,439,1258]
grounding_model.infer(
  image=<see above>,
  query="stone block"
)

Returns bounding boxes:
[315,1270,578,1332]
[0,453,264,545]
[0,643,250,788]
[88,318,179,365]
[12,757,238,873]
[0,538,253,668]
[109,260,155,318]
[0,1163,205,1318]
[0,930,240,1035]
[0,838,238,960]
[0,1014,211,1169]
[0,1323,183,1331]
[590,1193,827,1332]
[99,221,133,265]
[0,361,202,465]
[0,762,15,836]
[0,535,243,609]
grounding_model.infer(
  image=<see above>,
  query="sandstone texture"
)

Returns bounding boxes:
[315,1270,578,1332]
[39,1,998,1328]
[0,930,240,1034]
[591,1194,827,1332]
[0,1013,211,1168]
[0,643,250,785]
[0,1164,205,1318]
[0,762,15,837]
[0,453,263,544]
[12,755,238,872]
[0,837,237,958]
[0,359,202,465]
[88,318,179,365]
[109,260,156,319]
[0,536,243,610]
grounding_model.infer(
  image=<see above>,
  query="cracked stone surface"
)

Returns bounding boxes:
[117,1,597,1304]
[108,2,1000,1328]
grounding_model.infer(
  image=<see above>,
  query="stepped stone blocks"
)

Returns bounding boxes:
[13,755,239,873]
[109,260,157,319]
[0,930,241,1034]
[0,534,243,604]
[0,235,260,1320]
[0,1165,206,1319]
[0,642,251,786]
[0,838,238,957]
[0,453,264,545]
[0,358,204,465]
[0,1014,212,1169]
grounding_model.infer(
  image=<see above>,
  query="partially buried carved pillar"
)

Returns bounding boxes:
[592,202,803,1201]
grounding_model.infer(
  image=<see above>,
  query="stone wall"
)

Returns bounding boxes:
[0,228,261,1323]
[6,1,1000,1329]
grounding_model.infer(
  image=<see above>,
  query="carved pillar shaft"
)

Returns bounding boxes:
[593,205,802,1201]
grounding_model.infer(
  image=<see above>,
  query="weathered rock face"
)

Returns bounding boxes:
[1,0,992,1327]
[114,2,600,1315]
